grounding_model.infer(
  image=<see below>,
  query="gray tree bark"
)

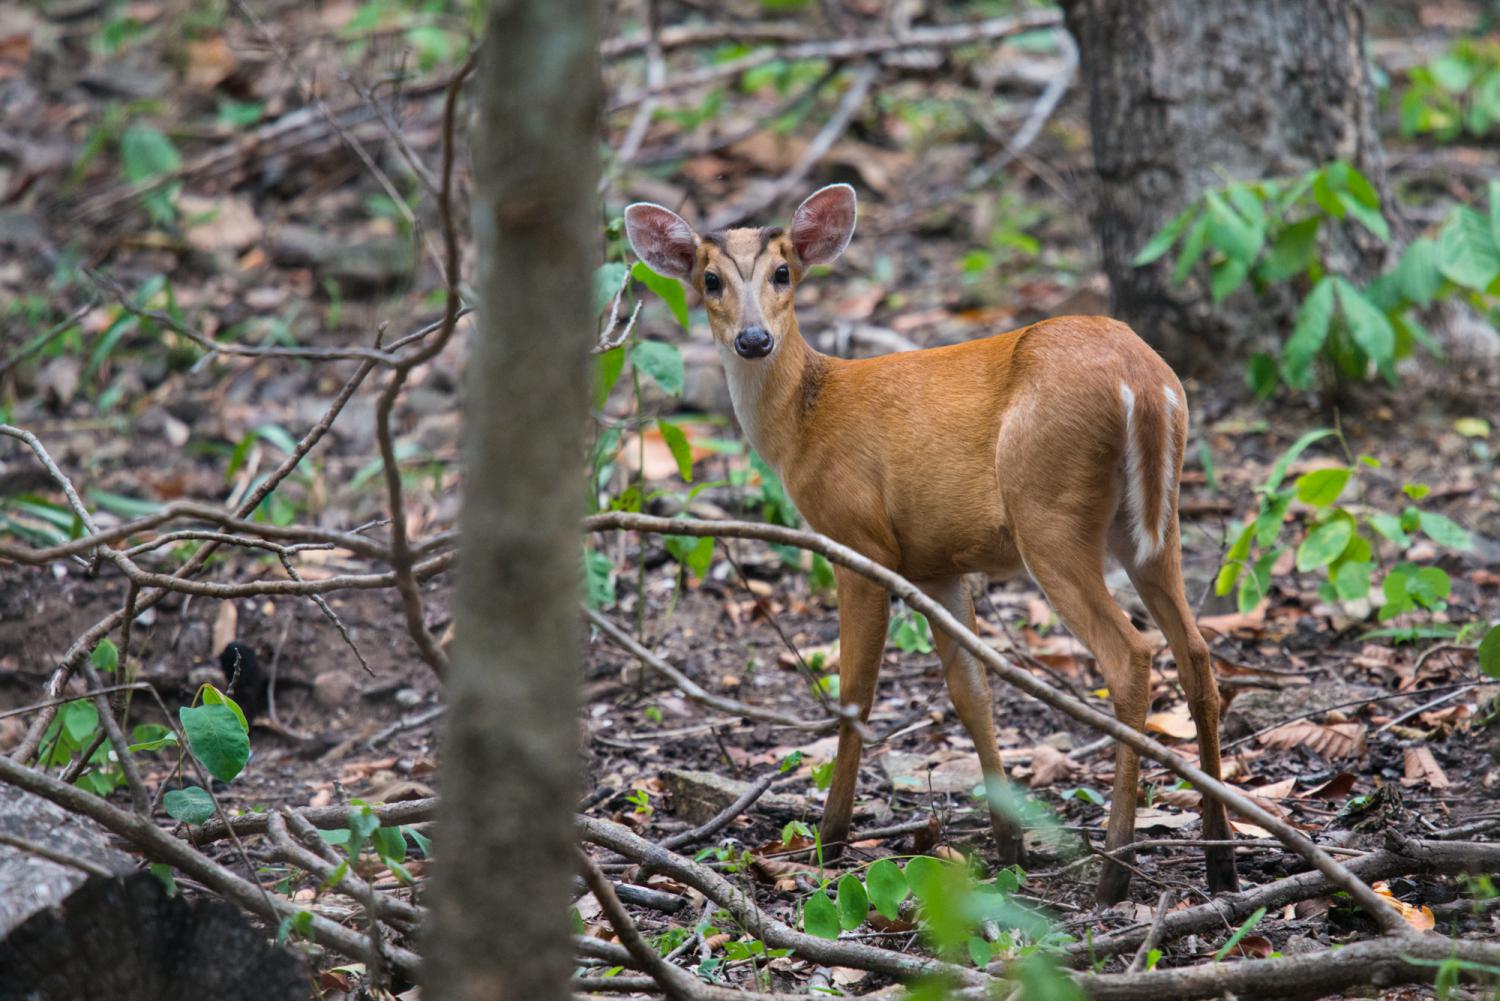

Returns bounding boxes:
[422,1,600,999]
[1060,0,1391,371]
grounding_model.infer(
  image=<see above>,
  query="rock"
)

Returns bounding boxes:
[878,750,983,796]
[659,768,804,824]
[312,669,358,708]
[1223,680,1387,742]
[270,224,415,290]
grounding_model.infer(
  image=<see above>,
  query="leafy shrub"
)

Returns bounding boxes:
[1400,39,1500,141]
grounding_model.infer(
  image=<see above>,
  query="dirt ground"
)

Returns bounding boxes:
[2,0,1499,996]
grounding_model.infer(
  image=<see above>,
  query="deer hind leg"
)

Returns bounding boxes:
[1017,521,1154,905]
[819,567,890,859]
[1115,528,1239,895]
[921,577,1026,866]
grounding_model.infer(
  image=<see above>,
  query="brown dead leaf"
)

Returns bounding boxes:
[1145,703,1197,740]
[180,194,262,253]
[1402,746,1451,789]
[211,601,238,658]
[1026,744,1079,788]
[1198,607,1267,634]
[185,35,237,88]
[1299,771,1357,800]
[1372,881,1435,932]
[1134,808,1198,831]
[1229,820,1274,838]
[1258,720,1366,759]
[1228,934,1274,959]
[618,422,716,481]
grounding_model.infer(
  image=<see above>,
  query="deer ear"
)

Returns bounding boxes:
[623,202,698,279]
[790,184,857,267]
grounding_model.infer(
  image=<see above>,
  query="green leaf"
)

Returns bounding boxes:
[1245,352,1278,399]
[1214,522,1255,597]
[128,723,178,753]
[1438,207,1500,291]
[1294,467,1350,507]
[178,703,250,783]
[593,346,626,410]
[1380,568,1415,619]
[1393,237,1444,307]
[631,260,689,330]
[904,856,948,903]
[1133,206,1195,266]
[593,262,629,315]
[1478,625,1500,679]
[1213,906,1267,962]
[1454,417,1491,438]
[1491,178,1500,248]
[1265,428,1335,493]
[1204,191,1263,263]
[62,700,98,744]
[1403,483,1431,501]
[802,889,840,940]
[200,684,249,733]
[120,124,182,183]
[1210,257,1250,303]
[664,534,714,578]
[91,638,119,674]
[1297,514,1355,572]
[836,873,868,931]
[1367,512,1411,548]
[1336,192,1389,242]
[583,547,616,608]
[1172,212,1212,285]
[656,419,693,482]
[1333,277,1396,375]
[632,340,684,397]
[1332,559,1372,601]
[163,786,215,825]
[372,825,407,864]
[1417,511,1472,550]
[1282,279,1335,389]
[866,859,908,920]
[1407,566,1451,608]
[967,935,993,968]
[1261,217,1320,282]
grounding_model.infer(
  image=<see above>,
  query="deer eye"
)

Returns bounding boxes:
[703,272,721,293]
[773,264,790,286]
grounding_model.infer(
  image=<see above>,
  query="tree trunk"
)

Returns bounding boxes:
[1060,0,1390,372]
[421,1,600,999]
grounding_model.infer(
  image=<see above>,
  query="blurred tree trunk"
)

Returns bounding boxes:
[1060,0,1391,372]
[422,1,599,999]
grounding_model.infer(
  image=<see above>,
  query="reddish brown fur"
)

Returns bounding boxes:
[626,199,1237,903]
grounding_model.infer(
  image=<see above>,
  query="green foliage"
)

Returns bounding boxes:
[119,123,181,223]
[163,786,215,825]
[179,686,250,783]
[889,603,934,654]
[1215,431,1475,639]
[1137,165,1500,398]
[1213,906,1267,961]
[1400,39,1500,140]
[1480,625,1500,680]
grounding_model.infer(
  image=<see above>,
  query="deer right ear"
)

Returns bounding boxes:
[624,203,698,280]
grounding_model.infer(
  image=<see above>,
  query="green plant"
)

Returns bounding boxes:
[1214,429,1475,639]
[889,602,935,654]
[1400,39,1500,141]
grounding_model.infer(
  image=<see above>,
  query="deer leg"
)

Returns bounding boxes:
[818,567,889,858]
[922,577,1026,865]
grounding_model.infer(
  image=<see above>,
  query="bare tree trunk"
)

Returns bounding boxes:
[422,2,600,998]
[1060,0,1390,372]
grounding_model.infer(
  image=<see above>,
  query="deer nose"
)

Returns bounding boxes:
[734,326,773,359]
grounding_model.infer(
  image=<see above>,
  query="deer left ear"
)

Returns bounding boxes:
[790,184,857,267]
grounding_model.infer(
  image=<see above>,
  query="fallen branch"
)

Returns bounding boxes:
[1063,835,1500,962]
[584,511,1406,935]
[188,796,436,846]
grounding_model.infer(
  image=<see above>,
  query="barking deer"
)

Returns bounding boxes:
[624,184,1237,902]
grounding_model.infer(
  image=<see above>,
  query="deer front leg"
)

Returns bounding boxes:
[923,578,1027,866]
[819,568,889,859]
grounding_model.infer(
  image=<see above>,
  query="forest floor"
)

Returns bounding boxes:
[1,0,1499,998]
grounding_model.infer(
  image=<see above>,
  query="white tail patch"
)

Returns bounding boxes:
[1118,383,1153,564]
[1158,385,1181,551]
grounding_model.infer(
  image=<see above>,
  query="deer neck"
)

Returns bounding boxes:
[718,320,823,473]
